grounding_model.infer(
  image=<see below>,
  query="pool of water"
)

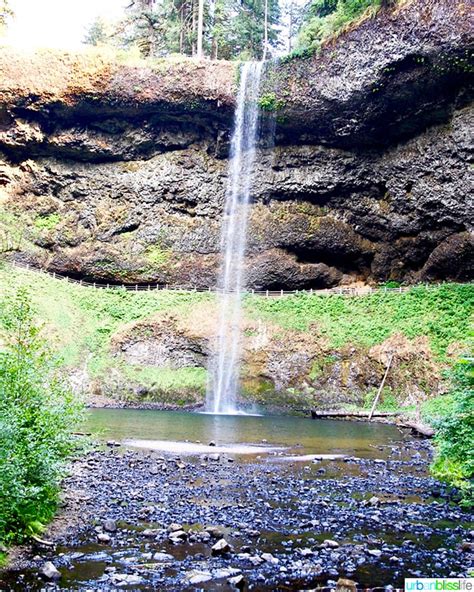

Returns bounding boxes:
[84,408,410,459]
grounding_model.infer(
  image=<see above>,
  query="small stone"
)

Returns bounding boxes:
[336,577,358,591]
[461,542,474,552]
[106,440,121,447]
[249,555,263,566]
[97,533,111,543]
[368,549,382,557]
[169,530,187,542]
[211,538,232,556]
[209,441,216,446]
[40,561,61,581]
[368,496,380,506]
[112,574,143,586]
[209,453,220,461]
[228,574,245,589]
[324,539,339,548]
[153,552,175,561]
[299,548,314,557]
[168,523,183,532]
[261,552,279,564]
[103,520,117,533]
[186,570,212,584]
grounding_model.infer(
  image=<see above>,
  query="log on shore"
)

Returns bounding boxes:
[398,421,435,438]
[310,410,399,419]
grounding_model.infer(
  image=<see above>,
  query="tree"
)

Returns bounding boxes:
[83,17,109,46]
[280,0,306,52]
[0,0,13,36]
[296,0,383,51]
[111,0,281,60]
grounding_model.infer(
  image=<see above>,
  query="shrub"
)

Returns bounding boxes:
[34,213,61,230]
[0,288,84,545]
[430,359,474,507]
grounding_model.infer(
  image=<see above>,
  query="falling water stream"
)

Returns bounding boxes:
[206,62,263,414]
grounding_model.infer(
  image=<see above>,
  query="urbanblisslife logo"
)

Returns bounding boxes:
[405,579,474,591]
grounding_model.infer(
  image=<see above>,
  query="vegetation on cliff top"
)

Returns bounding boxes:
[296,0,397,54]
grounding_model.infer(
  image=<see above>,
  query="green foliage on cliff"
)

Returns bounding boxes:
[0,289,83,546]
[247,284,473,359]
[428,359,474,507]
[297,0,393,52]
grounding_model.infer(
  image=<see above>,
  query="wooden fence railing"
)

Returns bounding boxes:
[5,260,467,298]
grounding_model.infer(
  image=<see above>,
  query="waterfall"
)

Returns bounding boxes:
[206,61,263,414]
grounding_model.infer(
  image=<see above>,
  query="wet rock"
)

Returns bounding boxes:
[153,552,175,561]
[185,570,212,584]
[261,552,279,564]
[211,538,232,556]
[228,574,245,589]
[169,530,187,542]
[336,578,358,591]
[111,573,144,586]
[39,561,61,581]
[103,519,117,533]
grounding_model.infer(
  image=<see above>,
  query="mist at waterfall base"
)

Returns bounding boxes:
[206,62,264,415]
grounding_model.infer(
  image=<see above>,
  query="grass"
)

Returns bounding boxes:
[245,284,473,359]
[0,264,212,397]
[0,263,472,406]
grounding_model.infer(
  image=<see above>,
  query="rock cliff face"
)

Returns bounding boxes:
[0,0,472,289]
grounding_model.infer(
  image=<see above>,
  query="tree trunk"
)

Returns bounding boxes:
[262,0,268,60]
[196,0,204,58]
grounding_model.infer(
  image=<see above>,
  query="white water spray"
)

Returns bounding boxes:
[206,61,263,414]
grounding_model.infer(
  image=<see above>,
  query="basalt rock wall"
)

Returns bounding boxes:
[0,0,472,289]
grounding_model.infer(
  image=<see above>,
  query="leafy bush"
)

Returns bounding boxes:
[430,359,473,507]
[297,0,387,51]
[34,213,61,230]
[0,289,83,545]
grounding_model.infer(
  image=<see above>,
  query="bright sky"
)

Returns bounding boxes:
[4,0,126,49]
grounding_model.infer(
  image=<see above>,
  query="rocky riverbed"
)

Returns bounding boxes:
[2,437,473,591]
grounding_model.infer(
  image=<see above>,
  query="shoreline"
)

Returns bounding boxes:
[2,433,471,590]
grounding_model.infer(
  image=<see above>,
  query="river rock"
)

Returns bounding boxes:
[111,574,144,586]
[228,574,245,589]
[261,552,279,564]
[103,519,117,533]
[185,570,212,584]
[336,578,358,591]
[97,533,111,543]
[211,538,232,555]
[153,552,175,561]
[40,561,61,580]
[169,530,187,542]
